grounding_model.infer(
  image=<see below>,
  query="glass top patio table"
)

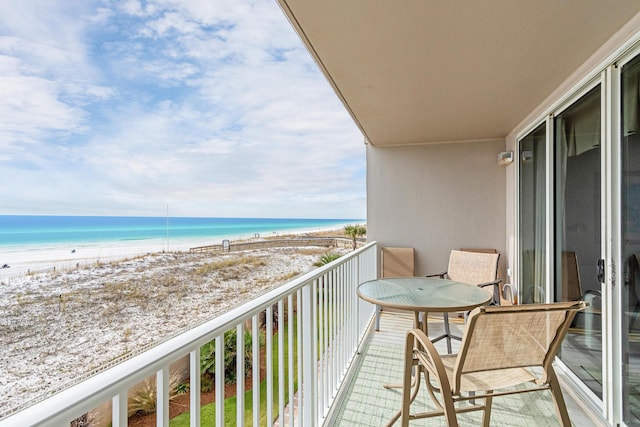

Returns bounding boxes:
[358,277,493,356]
[357,277,492,313]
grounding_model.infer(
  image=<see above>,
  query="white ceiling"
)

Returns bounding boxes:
[277,0,640,146]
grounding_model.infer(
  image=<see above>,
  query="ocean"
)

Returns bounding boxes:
[0,215,363,278]
[0,215,362,247]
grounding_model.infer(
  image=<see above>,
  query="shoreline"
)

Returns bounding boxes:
[0,224,358,281]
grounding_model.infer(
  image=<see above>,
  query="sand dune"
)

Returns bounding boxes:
[0,242,348,417]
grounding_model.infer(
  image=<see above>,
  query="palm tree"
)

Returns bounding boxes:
[313,252,342,267]
[344,224,366,250]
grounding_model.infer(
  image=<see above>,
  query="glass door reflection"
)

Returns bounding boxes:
[554,85,603,399]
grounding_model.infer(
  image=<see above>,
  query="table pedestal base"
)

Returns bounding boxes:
[429,313,462,354]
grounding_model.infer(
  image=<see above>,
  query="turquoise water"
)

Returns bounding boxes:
[0,215,362,247]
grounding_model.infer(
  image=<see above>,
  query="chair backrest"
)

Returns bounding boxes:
[561,251,582,301]
[382,247,415,278]
[446,249,499,286]
[521,250,581,303]
[453,301,586,391]
[459,248,498,254]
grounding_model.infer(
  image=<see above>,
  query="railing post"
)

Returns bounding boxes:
[252,315,260,427]
[301,283,317,426]
[111,391,127,427]
[156,367,169,427]
[215,335,224,427]
[288,294,296,426]
[277,299,285,424]
[331,267,337,397]
[236,324,245,427]
[266,305,274,424]
[297,291,303,425]
[190,350,201,427]
[322,272,329,411]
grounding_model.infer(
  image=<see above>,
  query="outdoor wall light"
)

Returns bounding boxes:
[498,151,514,166]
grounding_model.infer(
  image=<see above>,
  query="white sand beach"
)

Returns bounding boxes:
[0,230,352,417]
[0,224,358,281]
[0,240,176,281]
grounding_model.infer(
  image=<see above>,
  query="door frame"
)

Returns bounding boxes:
[513,36,640,427]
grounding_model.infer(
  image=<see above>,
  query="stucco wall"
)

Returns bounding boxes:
[366,140,507,279]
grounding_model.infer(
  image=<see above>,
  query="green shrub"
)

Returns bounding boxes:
[200,329,256,387]
[175,382,189,395]
[313,252,342,267]
[200,375,214,393]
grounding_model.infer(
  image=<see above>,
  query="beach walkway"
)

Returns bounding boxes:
[189,237,353,253]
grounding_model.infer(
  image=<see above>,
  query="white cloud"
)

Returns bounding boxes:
[0,0,365,219]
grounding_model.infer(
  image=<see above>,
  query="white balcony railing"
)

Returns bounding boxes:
[0,242,378,427]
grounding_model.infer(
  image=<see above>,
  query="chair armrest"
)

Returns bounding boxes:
[583,289,601,311]
[405,328,457,397]
[583,289,601,298]
[502,283,515,304]
[477,278,502,288]
[426,271,447,278]
[478,279,502,305]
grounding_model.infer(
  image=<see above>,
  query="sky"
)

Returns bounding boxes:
[0,0,366,219]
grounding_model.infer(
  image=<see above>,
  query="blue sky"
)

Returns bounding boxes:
[0,0,366,219]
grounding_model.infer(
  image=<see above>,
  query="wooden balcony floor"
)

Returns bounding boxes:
[329,312,601,426]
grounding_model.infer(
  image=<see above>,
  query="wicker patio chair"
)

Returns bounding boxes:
[376,247,415,331]
[392,301,587,427]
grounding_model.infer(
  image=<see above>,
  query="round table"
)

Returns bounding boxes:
[357,277,492,353]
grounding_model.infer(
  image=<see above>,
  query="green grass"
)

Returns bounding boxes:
[170,318,299,426]
[168,289,341,426]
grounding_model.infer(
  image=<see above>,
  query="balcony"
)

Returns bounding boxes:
[0,242,599,426]
[329,312,600,426]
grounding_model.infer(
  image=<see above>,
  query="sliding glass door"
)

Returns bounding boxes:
[621,54,640,426]
[519,123,546,304]
[517,49,640,427]
[554,85,603,398]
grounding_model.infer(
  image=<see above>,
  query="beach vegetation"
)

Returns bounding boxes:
[71,412,100,427]
[295,247,331,256]
[103,280,146,302]
[278,271,300,281]
[50,266,61,279]
[175,381,189,395]
[255,271,300,287]
[195,256,263,276]
[128,370,183,416]
[313,252,342,266]
[13,291,40,307]
[201,374,214,393]
[343,224,366,250]
[171,318,298,427]
[200,329,256,386]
